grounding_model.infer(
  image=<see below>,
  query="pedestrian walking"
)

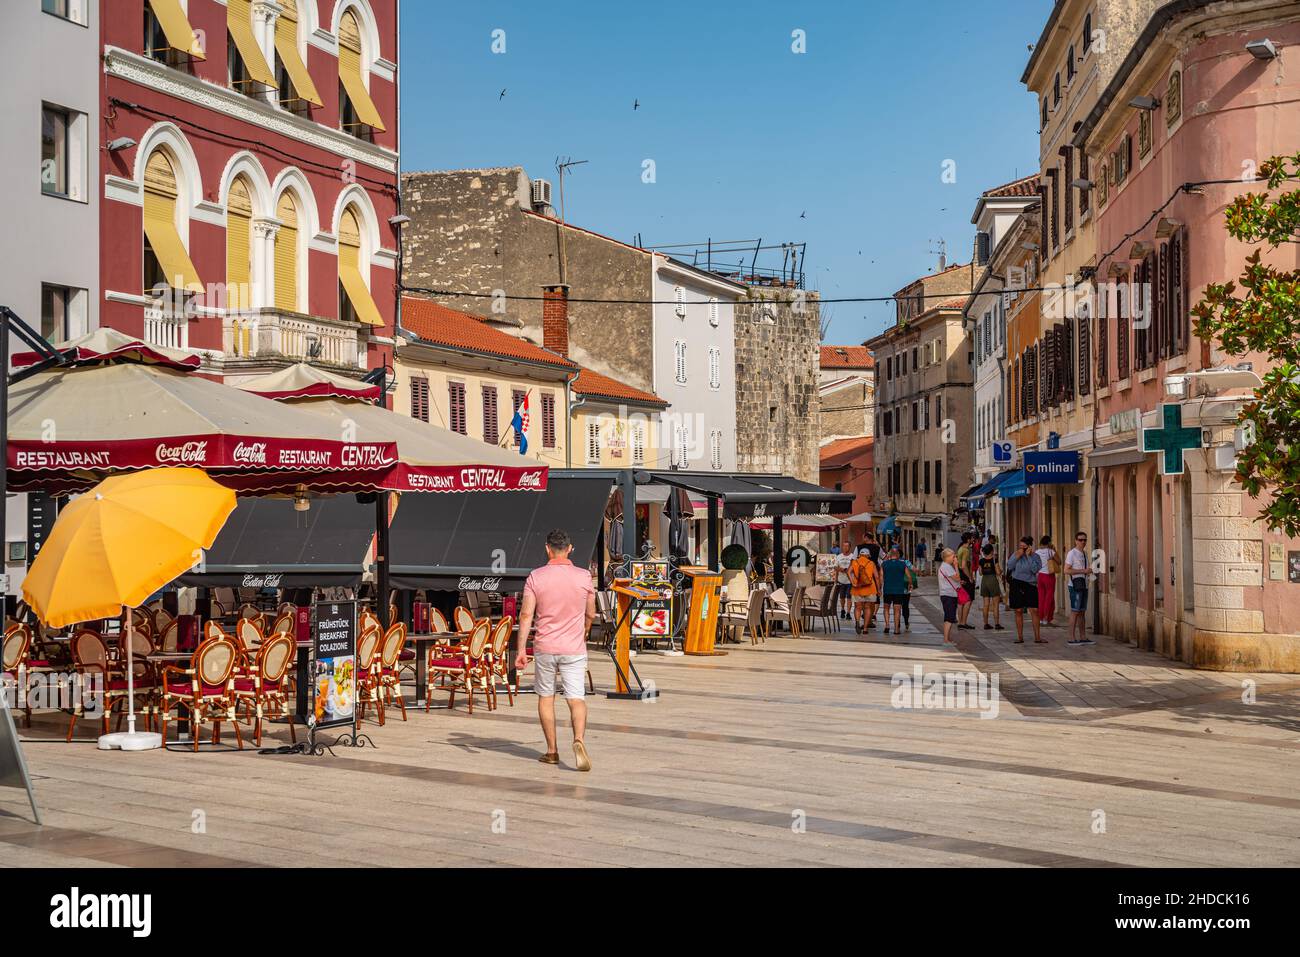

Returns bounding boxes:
[955,532,976,630]
[978,543,1004,630]
[937,548,964,644]
[848,543,879,635]
[515,529,596,771]
[880,546,910,636]
[915,538,928,575]
[1065,531,1094,645]
[1006,535,1045,644]
[1035,535,1060,626]
[834,540,854,620]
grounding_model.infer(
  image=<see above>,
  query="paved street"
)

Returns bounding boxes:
[4,578,1298,868]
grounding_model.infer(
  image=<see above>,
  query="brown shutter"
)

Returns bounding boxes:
[1078,311,1091,396]
[1116,276,1130,380]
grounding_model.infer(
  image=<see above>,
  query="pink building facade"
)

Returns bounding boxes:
[1080,4,1300,670]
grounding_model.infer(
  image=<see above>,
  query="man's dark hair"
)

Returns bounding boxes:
[545,529,572,551]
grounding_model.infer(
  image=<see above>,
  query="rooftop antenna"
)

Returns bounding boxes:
[928,238,947,272]
[554,156,588,285]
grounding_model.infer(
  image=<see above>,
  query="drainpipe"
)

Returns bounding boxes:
[566,371,584,469]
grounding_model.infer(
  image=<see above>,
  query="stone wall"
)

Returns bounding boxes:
[734,289,821,482]
[819,378,873,440]
[401,168,656,392]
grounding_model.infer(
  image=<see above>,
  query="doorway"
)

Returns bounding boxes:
[1127,470,1139,644]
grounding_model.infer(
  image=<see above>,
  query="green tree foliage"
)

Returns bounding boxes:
[1192,152,1300,536]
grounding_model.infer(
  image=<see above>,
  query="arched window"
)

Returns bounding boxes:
[142,148,201,295]
[226,175,254,312]
[337,8,385,137]
[337,205,383,327]
[275,0,322,113]
[275,191,301,312]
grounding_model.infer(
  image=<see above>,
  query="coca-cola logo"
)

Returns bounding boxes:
[233,441,268,465]
[517,470,545,489]
[156,441,208,464]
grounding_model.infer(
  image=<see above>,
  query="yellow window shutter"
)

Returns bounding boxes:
[274,192,299,312]
[338,210,384,327]
[337,10,386,131]
[273,0,322,106]
[142,149,203,293]
[228,0,277,87]
[148,0,205,60]
[226,178,253,311]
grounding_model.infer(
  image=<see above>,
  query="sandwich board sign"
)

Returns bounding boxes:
[0,694,41,824]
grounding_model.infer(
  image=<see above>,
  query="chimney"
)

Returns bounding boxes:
[542,284,570,356]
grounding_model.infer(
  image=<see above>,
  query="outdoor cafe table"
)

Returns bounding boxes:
[406,632,460,706]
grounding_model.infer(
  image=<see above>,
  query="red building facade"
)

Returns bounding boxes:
[99,0,399,394]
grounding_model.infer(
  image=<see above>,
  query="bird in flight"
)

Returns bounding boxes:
[800,211,806,219]
[499,88,507,100]
[633,99,639,110]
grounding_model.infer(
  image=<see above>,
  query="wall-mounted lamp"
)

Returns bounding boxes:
[1128,95,1160,111]
[106,137,137,151]
[1246,39,1278,60]
[388,214,412,227]
[1070,178,1093,191]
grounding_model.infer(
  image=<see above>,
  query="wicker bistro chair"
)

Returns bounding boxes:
[428,607,450,635]
[427,618,491,714]
[354,625,386,725]
[452,606,475,634]
[484,616,516,708]
[370,623,408,726]
[157,619,181,653]
[160,637,244,751]
[3,623,46,728]
[66,629,155,741]
[232,632,296,747]
[270,612,294,636]
[765,585,806,639]
[204,619,229,643]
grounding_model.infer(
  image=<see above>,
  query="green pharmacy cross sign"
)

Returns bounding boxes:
[1142,403,1203,475]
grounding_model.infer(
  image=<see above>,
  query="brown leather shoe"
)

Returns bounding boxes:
[573,740,591,772]
[538,752,559,765]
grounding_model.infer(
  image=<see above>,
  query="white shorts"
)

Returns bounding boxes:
[533,653,587,700]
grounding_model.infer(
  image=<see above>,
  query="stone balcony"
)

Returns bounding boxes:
[214,308,366,375]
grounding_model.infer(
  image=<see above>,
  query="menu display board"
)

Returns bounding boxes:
[630,560,672,638]
[312,600,357,731]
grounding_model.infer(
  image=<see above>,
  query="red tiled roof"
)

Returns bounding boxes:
[820,436,873,468]
[573,367,667,408]
[935,295,970,309]
[820,345,874,369]
[401,297,577,369]
[983,173,1040,198]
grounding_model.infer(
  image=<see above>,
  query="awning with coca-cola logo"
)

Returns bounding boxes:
[234,364,549,494]
[7,362,398,494]
[387,472,612,592]
[176,495,375,589]
[12,327,202,371]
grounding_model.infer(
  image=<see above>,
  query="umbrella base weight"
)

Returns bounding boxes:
[97,730,163,751]
[684,650,728,656]
[605,689,659,700]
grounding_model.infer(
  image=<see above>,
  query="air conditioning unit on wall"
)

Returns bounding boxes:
[530,178,553,211]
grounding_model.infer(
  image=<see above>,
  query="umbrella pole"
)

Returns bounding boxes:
[97,609,161,751]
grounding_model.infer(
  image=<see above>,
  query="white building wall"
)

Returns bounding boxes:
[1,1,101,594]
[651,261,739,472]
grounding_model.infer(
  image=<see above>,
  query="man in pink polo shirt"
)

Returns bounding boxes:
[515,529,596,771]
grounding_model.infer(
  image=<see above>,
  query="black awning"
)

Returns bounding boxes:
[739,474,855,516]
[178,496,375,589]
[634,471,797,519]
[388,473,614,592]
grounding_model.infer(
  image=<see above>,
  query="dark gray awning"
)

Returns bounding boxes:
[178,496,375,589]
[634,471,797,519]
[741,474,855,515]
[388,473,614,592]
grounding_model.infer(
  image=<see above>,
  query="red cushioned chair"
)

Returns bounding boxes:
[485,615,515,709]
[427,618,491,715]
[232,632,296,747]
[159,636,243,751]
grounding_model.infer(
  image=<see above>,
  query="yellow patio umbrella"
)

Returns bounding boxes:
[23,468,237,751]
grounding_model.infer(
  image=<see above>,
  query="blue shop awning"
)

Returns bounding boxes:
[994,469,1028,500]
[961,470,1020,508]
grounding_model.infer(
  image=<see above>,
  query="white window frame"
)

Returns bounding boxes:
[710,430,722,470]
[708,346,720,390]
[708,296,719,327]
[586,420,601,465]
[674,339,687,385]
[41,103,88,203]
[674,285,686,319]
[632,423,645,466]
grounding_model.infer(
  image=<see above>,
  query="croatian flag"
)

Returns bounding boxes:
[511,392,530,455]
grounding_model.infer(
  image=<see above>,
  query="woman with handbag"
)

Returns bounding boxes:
[1035,535,1061,627]
[937,548,968,645]
[1007,536,1045,644]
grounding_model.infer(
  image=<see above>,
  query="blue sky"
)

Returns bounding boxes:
[399,0,1045,343]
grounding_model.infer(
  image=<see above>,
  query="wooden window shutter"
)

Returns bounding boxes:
[481,385,498,444]
[1078,311,1091,396]
[409,377,429,423]
[1116,278,1130,379]
[541,392,556,448]
[448,381,466,434]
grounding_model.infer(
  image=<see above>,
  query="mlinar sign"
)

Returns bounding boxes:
[1023,450,1081,485]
